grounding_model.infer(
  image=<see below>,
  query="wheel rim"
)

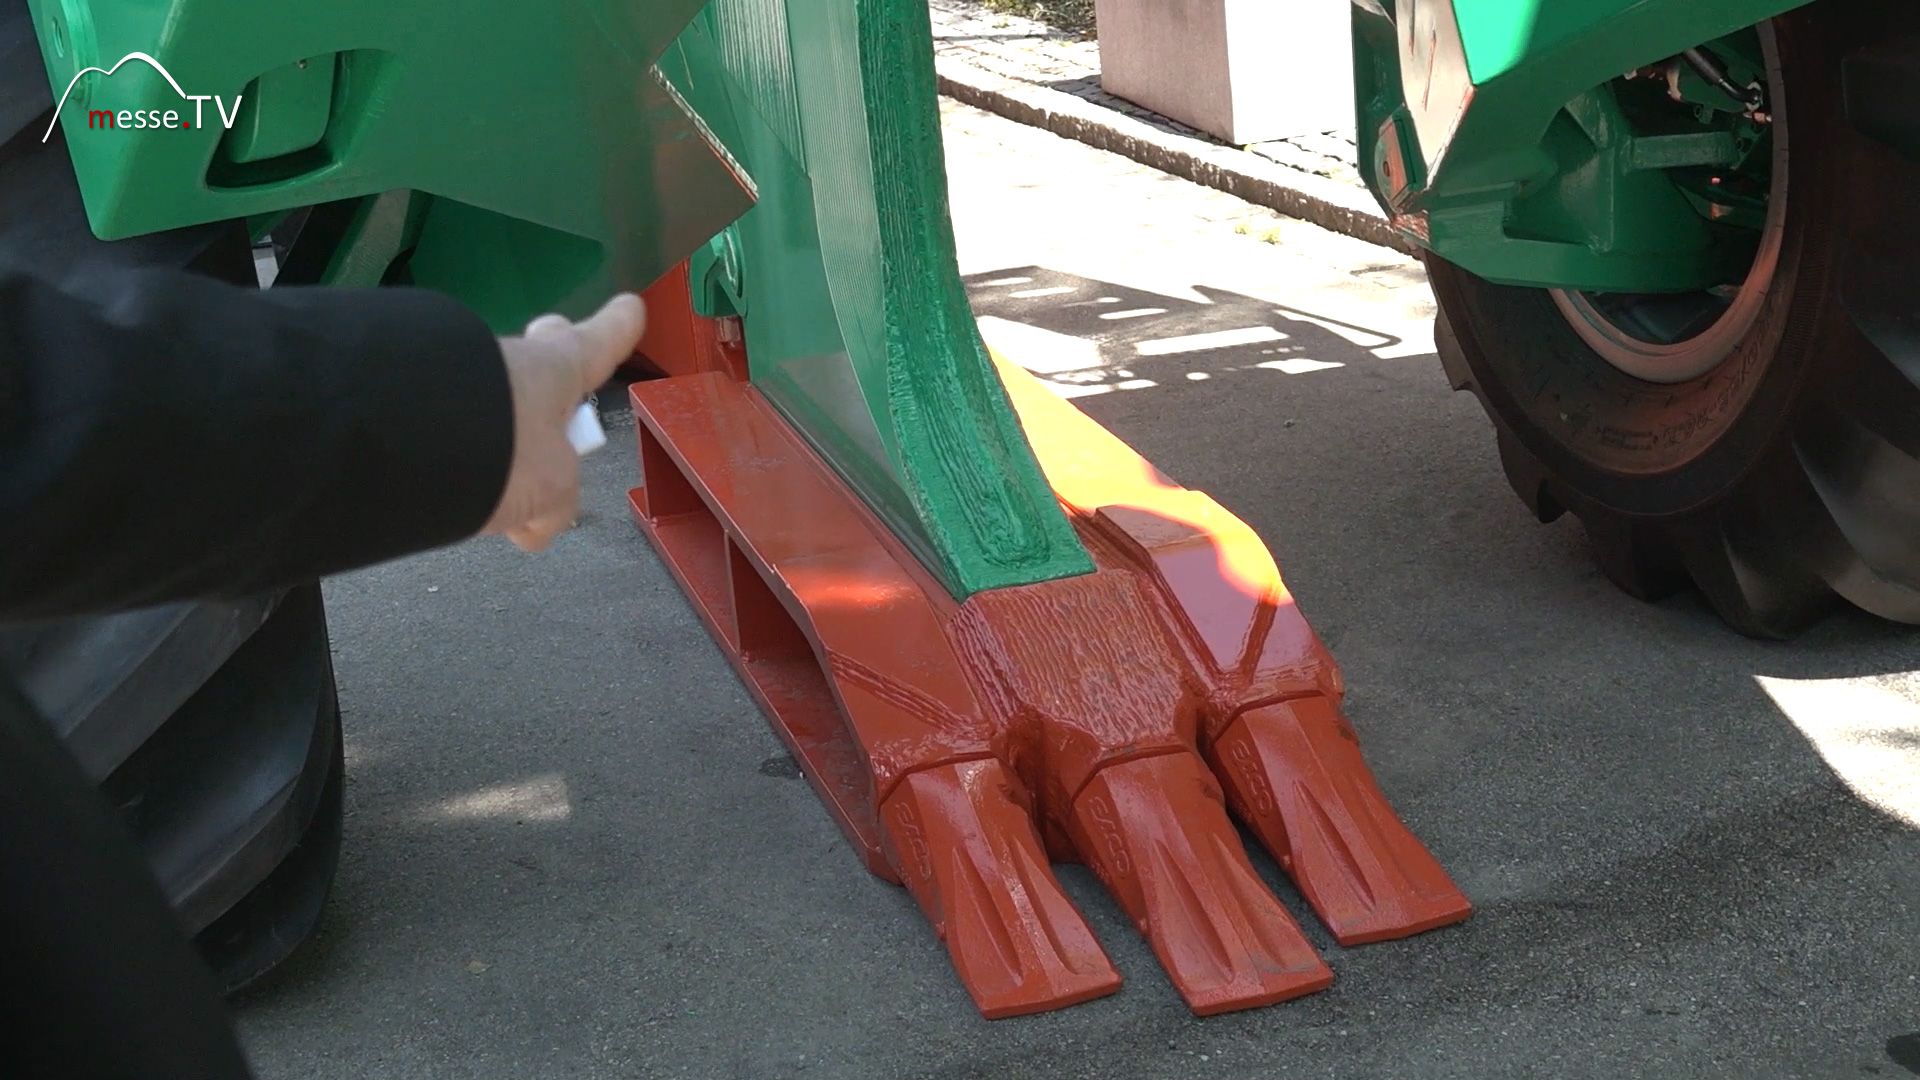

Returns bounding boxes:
[1549,23,1789,385]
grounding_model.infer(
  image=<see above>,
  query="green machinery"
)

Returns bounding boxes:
[1356,0,1920,637]
[16,0,1920,1017]
[28,0,1920,639]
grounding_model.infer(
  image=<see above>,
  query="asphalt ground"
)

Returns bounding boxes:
[234,101,1920,1079]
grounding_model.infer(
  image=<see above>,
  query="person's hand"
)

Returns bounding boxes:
[483,293,647,551]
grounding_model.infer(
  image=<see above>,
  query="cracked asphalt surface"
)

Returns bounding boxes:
[234,102,1920,1079]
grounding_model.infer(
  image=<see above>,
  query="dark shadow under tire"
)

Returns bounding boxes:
[1429,2,1920,638]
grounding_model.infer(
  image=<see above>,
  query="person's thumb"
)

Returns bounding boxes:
[523,313,573,338]
[569,293,647,395]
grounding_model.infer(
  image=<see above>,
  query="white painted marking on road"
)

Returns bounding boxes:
[1100,308,1167,320]
[1186,371,1210,380]
[1136,326,1285,355]
[1115,379,1157,390]
[1257,358,1346,375]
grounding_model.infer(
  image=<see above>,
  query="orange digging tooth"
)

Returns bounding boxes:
[1209,698,1473,945]
[1072,753,1333,1014]
[882,762,1121,1018]
[950,568,1330,1015]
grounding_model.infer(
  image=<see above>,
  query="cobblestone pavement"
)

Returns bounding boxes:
[928,0,1363,186]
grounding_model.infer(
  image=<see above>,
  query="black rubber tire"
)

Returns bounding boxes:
[1429,1,1920,638]
[4,0,347,992]
[196,671,345,996]
[177,584,346,995]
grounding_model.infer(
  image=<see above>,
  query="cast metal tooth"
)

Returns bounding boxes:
[1209,697,1472,946]
[881,761,1122,1019]
[1070,753,1333,1015]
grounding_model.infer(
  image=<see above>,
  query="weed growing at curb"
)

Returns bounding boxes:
[980,0,1095,37]
[1234,216,1285,245]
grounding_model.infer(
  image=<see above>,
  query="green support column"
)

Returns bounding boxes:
[662,0,1094,599]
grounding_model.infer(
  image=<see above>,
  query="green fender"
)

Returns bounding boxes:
[1356,0,1810,292]
[28,0,753,326]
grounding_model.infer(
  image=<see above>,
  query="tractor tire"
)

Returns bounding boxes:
[2,0,344,991]
[1427,2,1920,638]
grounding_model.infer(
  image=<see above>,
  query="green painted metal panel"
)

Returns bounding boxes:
[1453,1,1776,86]
[1453,0,1538,84]
[664,0,1094,598]
[28,0,753,329]
[314,190,423,289]
[221,55,333,165]
[38,0,1091,595]
[1357,0,1804,292]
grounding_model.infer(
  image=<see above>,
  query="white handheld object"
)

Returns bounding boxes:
[567,401,608,456]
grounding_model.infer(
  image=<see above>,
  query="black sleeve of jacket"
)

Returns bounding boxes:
[0,262,513,620]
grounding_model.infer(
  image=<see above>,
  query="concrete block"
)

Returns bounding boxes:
[1092,0,1354,144]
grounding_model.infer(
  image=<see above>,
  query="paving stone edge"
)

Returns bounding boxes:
[934,56,1420,257]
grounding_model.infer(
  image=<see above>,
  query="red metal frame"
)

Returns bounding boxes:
[627,266,1470,1018]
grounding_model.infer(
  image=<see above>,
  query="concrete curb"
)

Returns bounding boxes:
[934,56,1418,257]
